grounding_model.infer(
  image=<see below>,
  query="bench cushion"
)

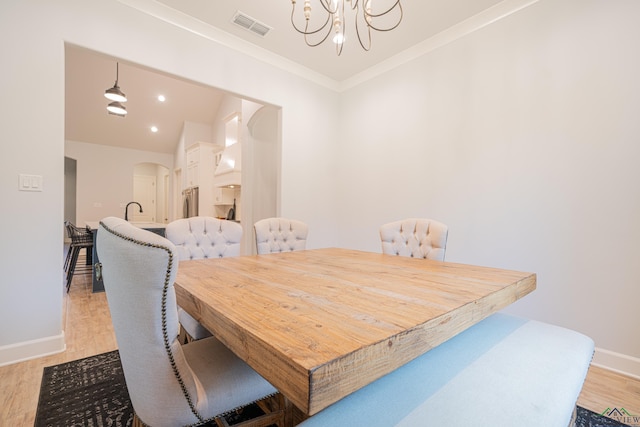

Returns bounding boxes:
[298,313,594,427]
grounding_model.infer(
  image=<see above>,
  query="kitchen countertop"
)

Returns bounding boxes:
[85,221,167,231]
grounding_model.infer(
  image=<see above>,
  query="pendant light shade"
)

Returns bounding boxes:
[107,101,127,116]
[105,85,127,102]
[104,62,127,103]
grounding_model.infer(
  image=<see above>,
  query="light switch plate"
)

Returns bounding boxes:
[19,174,43,192]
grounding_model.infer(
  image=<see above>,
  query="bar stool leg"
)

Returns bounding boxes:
[66,246,80,292]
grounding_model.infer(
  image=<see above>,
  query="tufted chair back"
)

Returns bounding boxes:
[165,216,242,260]
[379,218,449,261]
[254,217,308,254]
[165,216,242,341]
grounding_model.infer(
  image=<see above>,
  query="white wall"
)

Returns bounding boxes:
[337,0,640,375]
[3,0,638,377]
[212,95,243,147]
[65,141,173,226]
[245,105,280,254]
[0,0,339,365]
[0,1,67,363]
[182,121,214,151]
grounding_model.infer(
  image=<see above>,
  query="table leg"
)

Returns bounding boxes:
[283,396,308,427]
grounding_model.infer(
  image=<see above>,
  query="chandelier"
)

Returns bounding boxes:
[290,0,403,55]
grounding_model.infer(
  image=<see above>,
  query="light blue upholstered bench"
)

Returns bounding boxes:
[298,313,594,427]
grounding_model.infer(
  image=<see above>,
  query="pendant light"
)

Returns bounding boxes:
[107,101,127,116]
[104,62,127,102]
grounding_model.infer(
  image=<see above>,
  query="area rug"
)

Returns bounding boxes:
[34,350,267,427]
[576,406,633,427]
[35,350,630,427]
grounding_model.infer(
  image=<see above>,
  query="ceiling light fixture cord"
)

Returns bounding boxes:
[290,0,403,56]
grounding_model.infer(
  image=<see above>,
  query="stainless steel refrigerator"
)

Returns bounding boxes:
[182,187,199,218]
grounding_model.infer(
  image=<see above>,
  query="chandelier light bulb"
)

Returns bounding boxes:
[304,0,311,20]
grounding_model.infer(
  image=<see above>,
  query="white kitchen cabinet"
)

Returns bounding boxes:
[214,187,236,205]
[186,146,200,186]
[184,142,218,217]
[186,162,199,187]
[186,145,200,166]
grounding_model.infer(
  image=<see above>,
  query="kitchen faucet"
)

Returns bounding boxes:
[124,202,143,221]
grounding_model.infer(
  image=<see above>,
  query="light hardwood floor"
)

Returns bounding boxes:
[1,266,639,426]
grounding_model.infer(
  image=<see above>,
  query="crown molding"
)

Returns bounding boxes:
[116,0,341,91]
[117,0,539,93]
[339,0,540,91]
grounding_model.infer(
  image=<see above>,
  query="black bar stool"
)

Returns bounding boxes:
[64,221,94,292]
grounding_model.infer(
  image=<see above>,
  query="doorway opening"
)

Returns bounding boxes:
[133,163,169,223]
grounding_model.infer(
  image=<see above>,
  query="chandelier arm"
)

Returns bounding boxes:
[333,0,345,55]
[354,6,372,51]
[366,0,401,17]
[304,21,333,47]
[290,0,403,54]
[366,1,403,32]
[319,0,339,14]
[291,3,333,36]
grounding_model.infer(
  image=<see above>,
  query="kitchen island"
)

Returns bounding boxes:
[86,221,167,292]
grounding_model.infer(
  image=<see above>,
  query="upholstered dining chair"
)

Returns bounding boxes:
[165,216,242,342]
[254,217,309,254]
[379,218,449,261]
[96,217,284,427]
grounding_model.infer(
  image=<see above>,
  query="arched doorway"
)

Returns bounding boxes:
[133,162,170,223]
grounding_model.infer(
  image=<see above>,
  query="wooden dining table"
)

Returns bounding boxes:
[174,248,536,420]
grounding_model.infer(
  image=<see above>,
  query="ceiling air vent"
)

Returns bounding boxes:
[231,11,272,38]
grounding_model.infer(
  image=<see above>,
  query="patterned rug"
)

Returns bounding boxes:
[35,350,630,427]
[34,350,268,427]
[576,406,634,427]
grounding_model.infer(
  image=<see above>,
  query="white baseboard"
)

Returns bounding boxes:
[592,347,640,380]
[0,332,66,367]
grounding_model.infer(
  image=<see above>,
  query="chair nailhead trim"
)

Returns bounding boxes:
[100,221,206,425]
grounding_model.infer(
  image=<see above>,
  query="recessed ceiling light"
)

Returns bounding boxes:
[151,126,158,133]
[157,95,166,102]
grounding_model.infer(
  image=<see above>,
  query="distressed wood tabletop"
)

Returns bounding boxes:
[174,248,536,416]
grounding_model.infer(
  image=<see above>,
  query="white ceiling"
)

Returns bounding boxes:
[65,0,507,154]
[153,0,505,81]
[65,46,225,154]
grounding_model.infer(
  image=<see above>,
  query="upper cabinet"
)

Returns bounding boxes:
[214,187,237,205]
[185,142,218,216]
[185,145,199,187]
[214,113,242,188]
[186,142,219,187]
